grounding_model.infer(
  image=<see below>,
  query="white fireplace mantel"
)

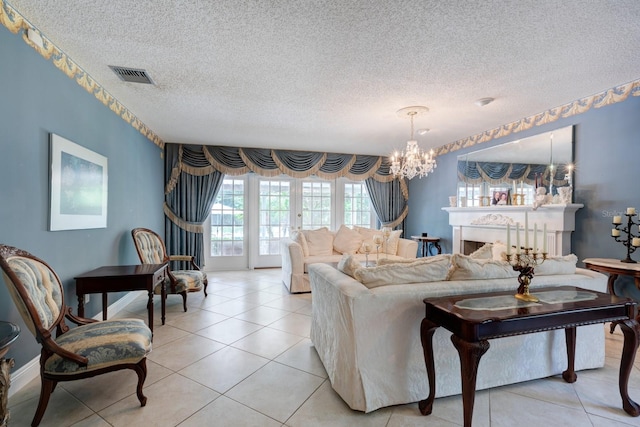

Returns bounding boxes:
[442,204,584,256]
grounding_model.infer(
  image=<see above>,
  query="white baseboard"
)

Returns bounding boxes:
[8,290,146,398]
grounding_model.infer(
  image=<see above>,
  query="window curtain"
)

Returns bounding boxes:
[164,144,406,266]
[365,177,409,234]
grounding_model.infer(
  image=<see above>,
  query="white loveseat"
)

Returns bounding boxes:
[280,225,418,293]
[308,250,608,413]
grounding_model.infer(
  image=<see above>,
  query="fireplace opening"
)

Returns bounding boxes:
[463,241,487,255]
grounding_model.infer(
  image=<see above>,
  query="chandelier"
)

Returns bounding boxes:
[390,106,437,179]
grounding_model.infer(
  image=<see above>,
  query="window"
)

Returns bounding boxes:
[259,179,291,255]
[301,181,332,230]
[210,178,244,256]
[344,182,373,228]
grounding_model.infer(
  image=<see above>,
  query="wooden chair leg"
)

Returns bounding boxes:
[203,278,208,297]
[133,358,148,406]
[32,377,55,427]
[180,291,187,312]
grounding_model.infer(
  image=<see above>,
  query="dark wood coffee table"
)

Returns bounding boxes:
[75,264,168,333]
[419,286,639,427]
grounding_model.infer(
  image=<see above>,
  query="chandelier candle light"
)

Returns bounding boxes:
[390,106,437,180]
[611,207,640,263]
[505,212,548,302]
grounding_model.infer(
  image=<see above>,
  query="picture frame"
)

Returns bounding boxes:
[490,189,511,206]
[49,133,108,231]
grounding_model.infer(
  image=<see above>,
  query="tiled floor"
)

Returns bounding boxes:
[8,268,640,426]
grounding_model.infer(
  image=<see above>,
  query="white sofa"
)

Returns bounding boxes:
[280,225,418,293]
[308,252,608,413]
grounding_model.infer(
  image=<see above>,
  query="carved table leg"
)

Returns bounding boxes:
[0,358,15,427]
[451,335,490,427]
[615,319,640,416]
[608,273,619,296]
[562,326,577,383]
[418,318,438,416]
[147,289,155,335]
[77,294,85,318]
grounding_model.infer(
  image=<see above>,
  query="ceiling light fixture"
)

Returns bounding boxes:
[390,106,437,180]
[474,97,495,107]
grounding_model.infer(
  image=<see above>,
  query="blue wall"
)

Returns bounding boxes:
[0,26,164,369]
[406,95,640,300]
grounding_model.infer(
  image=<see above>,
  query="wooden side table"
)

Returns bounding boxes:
[411,236,442,257]
[583,258,640,296]
[0,321,19,427]
[75,264,168,333]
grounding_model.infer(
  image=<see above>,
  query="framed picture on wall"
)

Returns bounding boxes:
[49,133,108,230]
[490,189,511,206]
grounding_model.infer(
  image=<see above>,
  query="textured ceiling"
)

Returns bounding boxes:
[7,1,640,155]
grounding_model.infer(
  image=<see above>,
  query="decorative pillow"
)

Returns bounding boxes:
[337,253,362,278]
[448,253,518,280]
[534,254,577,276]
[491,241,509,261]
[290,230,309,257]
[376,254,450,266]
[302,227,334,256]
[333,225,364,254]
[382,230,403,255]
[355,226,381,254]
[469,243,493,259]
[354,256,451,289]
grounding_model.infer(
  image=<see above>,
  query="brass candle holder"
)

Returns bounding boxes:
[506,249,547,302]
[612,211,639,263]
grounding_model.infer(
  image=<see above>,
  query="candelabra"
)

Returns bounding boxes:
[381,226,392,259]
[611,209,640,263]
[506,248,547,302]
[361,243,372,267]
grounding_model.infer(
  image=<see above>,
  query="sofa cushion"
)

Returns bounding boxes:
[491,241,509,260]
[448,253,518,280]
[535,254,577,275]
[469,243,493,259]
[354,255,451,288]
[333,225,364,254]
[337,253,362,278]
[291,230,309,257]
[355,226,402,255]
[355,226,382,254]
[302,227,334,256]
[382,230,403,255]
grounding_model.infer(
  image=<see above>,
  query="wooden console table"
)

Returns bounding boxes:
[75,264,167,333]
[419,286,639,427]
[583,258,640,296]
[410,235,442,257]
[0,321,19,427]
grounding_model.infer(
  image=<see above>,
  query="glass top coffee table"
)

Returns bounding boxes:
[419,286,639,427]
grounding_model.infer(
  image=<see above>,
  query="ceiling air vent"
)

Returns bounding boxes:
[109,65,155,84]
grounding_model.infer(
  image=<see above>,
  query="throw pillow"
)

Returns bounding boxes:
[354,256,451,289]
[534,254,577,276]
[337,253,362,278]
[448,253,518,280]
[377,254,450,266]
[333,225,364,254]
[290,230,309,257]
[355,226,381,254]
[491,241,509,261]
[469,243,493,259]
[382,230,403,255]
[302,227,334,256]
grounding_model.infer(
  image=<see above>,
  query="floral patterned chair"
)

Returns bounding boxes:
[0,244,152,427]
[131,228,207,314]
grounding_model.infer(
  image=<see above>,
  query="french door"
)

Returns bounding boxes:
[204,174,371,271]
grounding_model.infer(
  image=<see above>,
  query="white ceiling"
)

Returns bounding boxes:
[8,1,640,156]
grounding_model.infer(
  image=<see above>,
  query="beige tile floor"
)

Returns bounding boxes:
[8,268,640,426]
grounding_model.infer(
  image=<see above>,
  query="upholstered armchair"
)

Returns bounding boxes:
[0,244,152,427]
[131,228,207,314]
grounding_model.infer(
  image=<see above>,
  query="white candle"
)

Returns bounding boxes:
[524,212,529,249]
[513,180,516,195]
[612,228,621,237]
[633,238,640,247]
[533,223,537,253]
[520,180,523,194]
[543,223,547,253]
[627,207,636,215]
[613,216,622,224]
[506,223,511,255]
[516,223,521,254]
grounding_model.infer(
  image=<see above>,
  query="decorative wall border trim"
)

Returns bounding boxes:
[435,79,640,157]
[0,0,163,149]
